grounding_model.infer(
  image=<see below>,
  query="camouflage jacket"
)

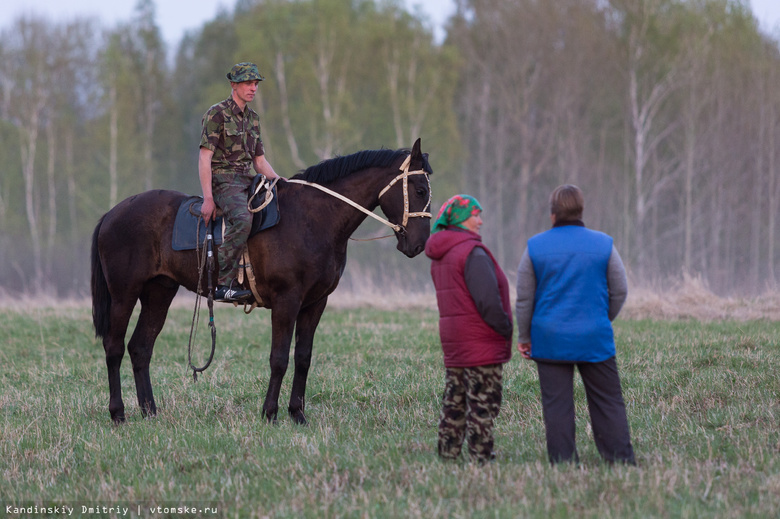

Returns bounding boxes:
[199,97,265,174]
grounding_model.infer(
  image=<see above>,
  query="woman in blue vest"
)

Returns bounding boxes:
[515,185,635,465]
[426,194,513,463]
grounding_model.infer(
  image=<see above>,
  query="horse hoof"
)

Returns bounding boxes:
[289,410,308,426]
[140,402,157,418]
[111,414,126,425]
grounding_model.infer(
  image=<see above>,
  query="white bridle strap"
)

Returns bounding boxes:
[378,155,433,227]
[286,153,432,233]
[377,154,412,198]
[286,179,403,232]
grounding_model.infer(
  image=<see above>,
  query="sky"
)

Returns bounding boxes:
[0,0,456,48]
[0,0,777,49]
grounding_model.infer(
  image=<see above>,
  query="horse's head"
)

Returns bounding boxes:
[378,138,433,257]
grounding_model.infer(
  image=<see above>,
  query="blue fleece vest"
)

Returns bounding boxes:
[527,225,615,362]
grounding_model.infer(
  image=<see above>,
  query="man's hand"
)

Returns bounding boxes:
[198,147,217,223]
[201,197,217,224]
[517,342,532,360]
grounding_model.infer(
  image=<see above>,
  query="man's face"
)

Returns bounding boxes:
[232,80,260,106]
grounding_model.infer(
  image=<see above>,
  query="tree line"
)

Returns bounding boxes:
[0,0,778,297]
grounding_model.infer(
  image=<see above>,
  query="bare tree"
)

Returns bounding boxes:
[382,27,442,150]
[131,0,166,191]
[753,40,780,291]
[452,0,619,266]
[273,51,307,170]
[620,0,684,277]
[675,16,718,275]
[6,18,53,293]
[768,88,779,288]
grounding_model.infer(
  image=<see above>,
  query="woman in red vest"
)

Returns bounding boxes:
[425,194,513,463]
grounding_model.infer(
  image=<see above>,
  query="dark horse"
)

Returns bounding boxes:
[91,138,432,424]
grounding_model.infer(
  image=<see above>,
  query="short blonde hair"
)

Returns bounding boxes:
[549,184,584,221]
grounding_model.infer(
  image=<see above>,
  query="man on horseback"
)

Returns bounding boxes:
[198,62,283,302]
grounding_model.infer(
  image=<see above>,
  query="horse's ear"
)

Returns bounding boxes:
[410,138,431,173]
[411,138,422,158]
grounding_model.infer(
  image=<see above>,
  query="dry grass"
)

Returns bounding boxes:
[0,272,777,321]
[335,270,780,321]
[312,273,780,322]
[621,274,780,322]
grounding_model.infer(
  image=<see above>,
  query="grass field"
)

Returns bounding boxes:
[0,300,778,518]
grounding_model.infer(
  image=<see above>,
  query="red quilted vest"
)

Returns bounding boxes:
[425,229,512,368]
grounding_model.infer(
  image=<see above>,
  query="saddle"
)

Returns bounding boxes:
[172,175,280,251]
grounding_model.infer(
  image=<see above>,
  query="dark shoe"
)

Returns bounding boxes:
[214,284,252,302]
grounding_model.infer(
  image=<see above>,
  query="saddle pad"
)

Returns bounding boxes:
[171,184,280,251]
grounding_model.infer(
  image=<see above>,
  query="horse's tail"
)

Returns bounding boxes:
[91,215,111,340]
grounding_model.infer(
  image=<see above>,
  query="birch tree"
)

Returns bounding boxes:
[3,17,53,293]
[129,0,166,191]
[613,0,686,276]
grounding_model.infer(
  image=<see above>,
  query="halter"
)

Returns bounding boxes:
[286,153,432,233]
[378,154,433,228]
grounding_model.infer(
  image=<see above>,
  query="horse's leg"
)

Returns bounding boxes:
[262,298,301,423]
[127,280,179,418]
[288,297,328,425]
[103,297,138,424]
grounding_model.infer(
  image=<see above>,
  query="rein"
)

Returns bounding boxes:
[187,220,217,381]
[285,180,404,233]
[248,176,279,213]
[286,153,432,236]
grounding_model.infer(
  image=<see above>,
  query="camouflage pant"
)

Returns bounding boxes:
[212,172,254,286]
[438,363,503,463]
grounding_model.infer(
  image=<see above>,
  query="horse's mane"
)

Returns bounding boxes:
[291,148,432,185]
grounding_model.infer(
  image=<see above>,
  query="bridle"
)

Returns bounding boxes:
[284,153,432,234]
[377,154,432,229]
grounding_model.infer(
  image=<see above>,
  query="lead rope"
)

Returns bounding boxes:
[248,176,279,213]
[188,217,217,382]
[285,156,431,237]
[286,179,404,233]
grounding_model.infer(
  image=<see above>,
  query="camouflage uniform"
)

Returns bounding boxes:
[438,363,503,463]
[199,63,265,286]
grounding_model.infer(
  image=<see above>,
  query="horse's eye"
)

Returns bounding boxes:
[416,187,427,198]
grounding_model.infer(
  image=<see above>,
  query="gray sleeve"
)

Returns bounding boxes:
[465,248,514,339]
[607,246,628,321]
[514,248,536,343]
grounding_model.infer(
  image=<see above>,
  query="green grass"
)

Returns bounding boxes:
[0,304,778,518]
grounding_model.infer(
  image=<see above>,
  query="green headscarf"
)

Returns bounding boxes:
[432,194,482,233]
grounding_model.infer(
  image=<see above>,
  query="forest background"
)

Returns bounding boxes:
[1,0,779,299]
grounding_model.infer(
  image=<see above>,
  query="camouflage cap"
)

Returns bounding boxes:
[226,62,264,83]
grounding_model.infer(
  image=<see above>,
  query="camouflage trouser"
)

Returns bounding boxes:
[438,363,503,463]
[212,172,254,286]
